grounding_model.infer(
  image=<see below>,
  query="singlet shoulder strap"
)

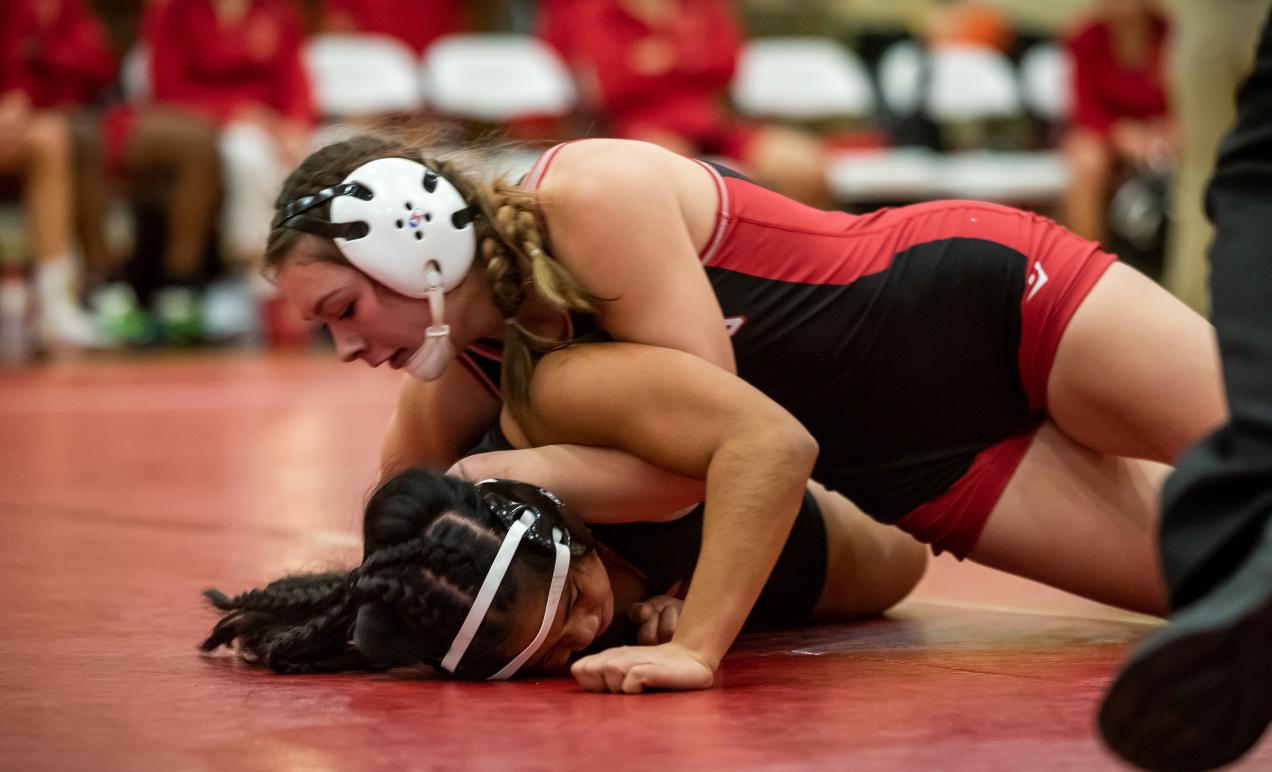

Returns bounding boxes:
[457,340,504,400]
[689,158,738,265]
[523,140,586,192]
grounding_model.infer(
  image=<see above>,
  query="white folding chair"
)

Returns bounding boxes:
[421,34,577,122]
[829,147,1069,206]
[1019,43,1072,122]
[828,147,942,203]
[730,37,875,120]
[925,44,1022,121]
[304,34,423,118]
[876,39,925,116]
[937,149,1070,203]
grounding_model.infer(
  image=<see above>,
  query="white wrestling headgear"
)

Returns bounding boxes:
[274,156,478,381]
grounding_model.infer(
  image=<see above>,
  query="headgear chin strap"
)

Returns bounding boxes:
[402,264,455,381]
[438,511,571,680]
[275,156,478,382]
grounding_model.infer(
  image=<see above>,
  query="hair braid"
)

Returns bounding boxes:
[204,574,348,615]
[254,602,364,675]
[431,159,601,419]
[201,468,584,679]
[350,505,532,676]
[357,536,431,574]
[397,516,528,676]
[420,524,495,587]
[353,571,466,645]
[346,534,492,671]
[199,572,370,674]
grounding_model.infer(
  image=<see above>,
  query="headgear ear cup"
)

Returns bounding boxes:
[329,157,477,297]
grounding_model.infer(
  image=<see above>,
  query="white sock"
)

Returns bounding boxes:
[36,254,78,305]
[34,254,102,348]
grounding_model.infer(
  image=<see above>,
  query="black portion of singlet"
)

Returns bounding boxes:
[464,236,1031,522]
[705,238,1032,520]
[702,159,754,182]
[472,158,1035,524]
[465,421,829,627]
[700,159,1033,519]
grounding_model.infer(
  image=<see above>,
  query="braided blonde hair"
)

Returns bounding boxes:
[265,136,599,418]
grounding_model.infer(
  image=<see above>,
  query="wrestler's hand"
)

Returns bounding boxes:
[570,642,714,693]
[629,595,683,645]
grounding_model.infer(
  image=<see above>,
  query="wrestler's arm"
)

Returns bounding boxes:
[521,342,818,692]
[381,353,709,521]
[379,362,502,477]
[628,481,929,646]
[438,141,745,517]
[538,139,738,373]
[442,140,741,521]
[392,141,743,513]
[450,444,704,523]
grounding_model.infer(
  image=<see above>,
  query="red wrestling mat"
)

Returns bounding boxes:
[1,353,1268,771]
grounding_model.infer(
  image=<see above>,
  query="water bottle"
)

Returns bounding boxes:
[0,276,32,365]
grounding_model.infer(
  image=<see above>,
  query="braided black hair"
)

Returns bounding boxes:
[200,468,592,678]
[200,572,364,674]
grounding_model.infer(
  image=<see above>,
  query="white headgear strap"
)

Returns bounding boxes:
[438,515,571,679]
[490,528,571,680]
[402,272,455,381]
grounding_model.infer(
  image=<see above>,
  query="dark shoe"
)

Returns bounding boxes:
[1098,516,1272,771]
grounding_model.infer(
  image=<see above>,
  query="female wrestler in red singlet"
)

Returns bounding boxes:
[264,136,1224,693]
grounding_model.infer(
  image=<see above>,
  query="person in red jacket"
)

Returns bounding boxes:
[546,0,830,208]
[0,0,113,348]
[146,0,316,267]
[1061,0,1173,245]
[320,0,462,55]
[0,0,117,109]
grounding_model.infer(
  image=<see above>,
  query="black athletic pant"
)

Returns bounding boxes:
[1159,5,1272,610]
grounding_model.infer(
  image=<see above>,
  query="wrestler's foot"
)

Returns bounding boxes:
[1098,516,1272,771]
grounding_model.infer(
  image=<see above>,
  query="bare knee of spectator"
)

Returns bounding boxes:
[746,128,832,209]
[1065,131,1113,190]
[129,110,219,175]
[22,112,72,173]
[69,115,104,173]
